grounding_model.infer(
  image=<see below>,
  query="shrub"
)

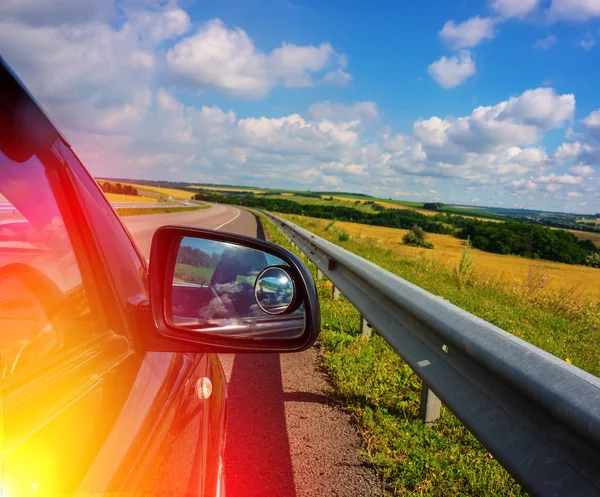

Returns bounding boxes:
[402,225,434,249]
[338,232,350,242]
[586,252,600,268]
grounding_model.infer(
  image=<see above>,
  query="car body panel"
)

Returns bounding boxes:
[0,56,227,496]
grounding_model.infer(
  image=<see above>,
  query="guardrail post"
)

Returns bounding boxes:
[419,382,441,425]
[316,269,323,280]
[361,315,371,338]
[332,285,341,300]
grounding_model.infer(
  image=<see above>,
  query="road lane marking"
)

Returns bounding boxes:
[215,208,241,230]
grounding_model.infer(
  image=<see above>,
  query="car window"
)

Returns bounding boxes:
[54,140,147,310]
[0,145,103,380]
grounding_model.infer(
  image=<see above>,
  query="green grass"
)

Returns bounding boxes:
[174,263,215,285]
[115,205,210,216]
[257,212,600,496]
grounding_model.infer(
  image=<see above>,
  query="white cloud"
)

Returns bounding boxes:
[0,0,115,26]
[128,8,191,43]
[567,191,583,198]
[0,18,157,115]
[512,178,539,191]
[1,4,595,210]
[583,109,600,141]
[307,101,379,122]
[497,87,575,128]
[533,35,557,49]
[414,88,574,159]
[490,0,542,19]
[549,0,600,21]
[321,69,352,86]
[580,35,597,49]
[569,164,595,175]
[554,141,582,163]
[166,19,349,97]
[538,173,583,184]
[439,17,496,49]
[428,50,476,88]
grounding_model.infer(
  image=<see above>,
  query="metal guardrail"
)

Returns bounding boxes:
[262,211,600,497]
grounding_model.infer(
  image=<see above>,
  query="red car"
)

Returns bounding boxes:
[0,56,320,496]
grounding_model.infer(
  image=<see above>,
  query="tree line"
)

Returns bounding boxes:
[100,182,139,196]
[194,192,599,267]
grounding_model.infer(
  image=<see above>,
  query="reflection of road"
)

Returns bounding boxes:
[125,204,383,497]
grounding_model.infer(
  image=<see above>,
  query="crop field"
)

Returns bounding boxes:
[193,185,266,194]
[285,215,600,301]
[567,229,600,247]
[123,183,197,199]
[103,193,158,203]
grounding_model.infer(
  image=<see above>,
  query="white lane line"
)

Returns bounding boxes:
[214,208,241,230]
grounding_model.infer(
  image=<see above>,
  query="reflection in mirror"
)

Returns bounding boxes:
[255,267,295,315]
[170,237,305,339]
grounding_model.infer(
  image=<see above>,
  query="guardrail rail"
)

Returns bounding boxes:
[262,210,600,497]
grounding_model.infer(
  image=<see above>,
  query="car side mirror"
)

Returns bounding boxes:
[147,225,320,353]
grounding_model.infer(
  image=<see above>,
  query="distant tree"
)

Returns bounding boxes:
[423,202,445,210]
[100,181,139,196]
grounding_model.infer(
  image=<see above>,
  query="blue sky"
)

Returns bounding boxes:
[1,0,599,212]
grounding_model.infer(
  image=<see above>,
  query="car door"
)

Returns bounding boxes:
[0,59,227,496]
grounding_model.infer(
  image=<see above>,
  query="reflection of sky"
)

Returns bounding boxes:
[180,237,286,267]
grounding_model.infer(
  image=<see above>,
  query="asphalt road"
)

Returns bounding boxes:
[121,204,251,259]
[123,205,383,497]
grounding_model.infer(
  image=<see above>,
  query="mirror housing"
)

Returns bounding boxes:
[145,225,320,353]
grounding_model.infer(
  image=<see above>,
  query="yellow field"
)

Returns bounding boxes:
[567,229,600,247]
[104,193,157,203]
[124,183,196,199]
[193,186,264,194]
[293,216,600,301]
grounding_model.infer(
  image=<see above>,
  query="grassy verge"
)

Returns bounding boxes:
[257,212,599,496]
[115,205,210,216]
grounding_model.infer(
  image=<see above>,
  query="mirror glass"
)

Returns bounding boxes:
[255,267,295,315]
[170,237,304,339]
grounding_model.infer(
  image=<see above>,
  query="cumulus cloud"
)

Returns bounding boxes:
[428,50,476,88]
[533,35,557,49]
[0,0,115,26]
[307,101,379,122]
[548,0,600,21]
[490,0,542,19]
[538,173,583,184]
[415,88,574,158]
[554,141,582,163]
[569,164,595,175]
[439,17,496,49]
[0,3,595,209]
[583,109,600,140]
[166,19,349,97]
